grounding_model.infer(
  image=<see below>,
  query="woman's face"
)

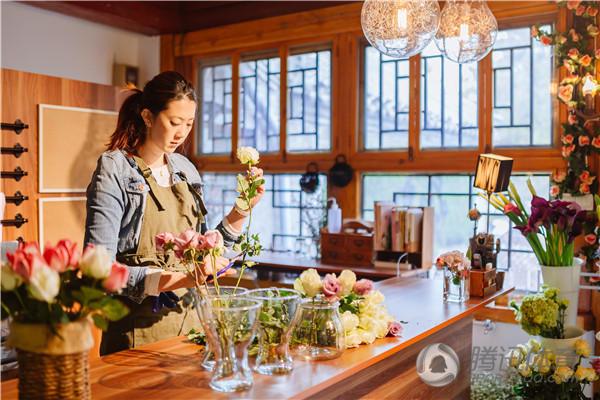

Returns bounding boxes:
[145,98,196,153]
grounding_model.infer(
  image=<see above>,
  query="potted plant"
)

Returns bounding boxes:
[485,179,595,325]
[1,240,129,399]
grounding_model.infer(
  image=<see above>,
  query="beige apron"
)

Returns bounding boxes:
[100,155,205,355]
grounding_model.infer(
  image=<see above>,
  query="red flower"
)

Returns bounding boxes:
[592,136,600,148]
[503,203,522,216]
[579,170,595,185]
[562,134,575,144]
[584,234,597,245]
[579,135,590,146]
[540,35,553,45]
[103,262,129,292]
[580,54,592,67]
[580,183,591,194]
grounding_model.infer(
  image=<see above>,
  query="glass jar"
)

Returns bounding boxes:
[443,266,469,303]
[246,288,301,375]
[288,297,345,361]
[196,297,261,393]
[194,286,248,371]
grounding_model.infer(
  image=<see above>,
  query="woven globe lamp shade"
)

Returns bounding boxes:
[361,0,440,59]
[434,0,498,64]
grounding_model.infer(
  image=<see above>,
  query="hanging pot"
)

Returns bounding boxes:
[299,162,320,194]
[329,155,353,188]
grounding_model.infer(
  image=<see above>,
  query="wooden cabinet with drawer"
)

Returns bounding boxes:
[320,221,374,267]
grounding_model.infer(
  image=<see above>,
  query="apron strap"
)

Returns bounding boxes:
[131,155,168,211]
[176,170,209,217]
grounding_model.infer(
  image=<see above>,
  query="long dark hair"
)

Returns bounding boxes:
[107,71,197,151]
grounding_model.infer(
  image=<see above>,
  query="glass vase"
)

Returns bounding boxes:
[288,297,345,361]
[196,296,260,393]
[195,286,248,371]
[443,266,469,303]
[246,288,301,375]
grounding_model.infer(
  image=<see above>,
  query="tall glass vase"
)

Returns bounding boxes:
[246,288,301,375]
[288,297,345,360]
[443,266,469,303]
[194,286,248,371]
[196,296,260,392]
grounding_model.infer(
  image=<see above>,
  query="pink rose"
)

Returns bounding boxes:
[584,234,597,245]
[503,203,521,216]
[568,48,580,60]
[562,134,574,144]
[43,245,69,272]
[103,262,129,292]
[155,232,175,252]
[580,170,595,185]
[592,136,600,148]
[553,170,567,183]
[540,35,552,46]
[579,135,591,146]
[174,229,199,257]
[587,25,599,37]
[568,113,577,125]
[353,279,374,295]
[570,29,580,42]
[531,25,539,37]
[587,6,598,17]
[580,183,591,194]
[562,144,576,158]
[550,185,561,198]
[387,321,403,337]
[204,230,224,250]
[558,85,574,104]
[322,273,341,300]
[567,0,581,10]
[563,59,575,73]
[576,4,586,16]
[7,242,44,282]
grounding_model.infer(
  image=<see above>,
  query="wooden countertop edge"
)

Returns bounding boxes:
[291,286,514,400]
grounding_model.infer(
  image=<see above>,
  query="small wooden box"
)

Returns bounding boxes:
[469,268,497,297]
[320,221,374,267]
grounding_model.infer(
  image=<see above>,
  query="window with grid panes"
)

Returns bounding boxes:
[492,25,554,147]
[420,42,478,149]
[287,49,332,152]
[361,173,550,291]
[201,173,327,253]
[198,61,233,154]
[239,54,281,153]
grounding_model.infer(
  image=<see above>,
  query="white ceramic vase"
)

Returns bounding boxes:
[540,258,582,327]
[538,325,584,367]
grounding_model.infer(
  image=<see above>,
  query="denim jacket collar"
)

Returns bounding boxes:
[121,149,185,184]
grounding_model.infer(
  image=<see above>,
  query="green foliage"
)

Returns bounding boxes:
[339,293,362,314]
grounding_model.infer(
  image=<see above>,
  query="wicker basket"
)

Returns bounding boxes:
[7,319,94,400]
[17,350,90,400]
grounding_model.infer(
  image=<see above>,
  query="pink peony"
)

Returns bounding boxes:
[387,321,403,337]
[579,135,591,146]
[550,185,561,198]
[584,234,597,245]
[103,262,129,292]
[353,279,374,295]
[155,232,175,252]
[322,273,341,300]
[204,230,224,250]
[503,203,521,216]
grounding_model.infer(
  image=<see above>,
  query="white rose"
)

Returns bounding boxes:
[80,245,112,279]
[1,263,22,291]
[365,290,385,305]
[299,268,322,297]
[518,363,532,378]
[358,328,376,344]
[236,146,260,165]
[345,329,362,348]
[338,270,356,296]
[28,266,60,303]
[340,311,359,332]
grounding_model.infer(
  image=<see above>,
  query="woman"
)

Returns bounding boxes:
[84,71,264,355]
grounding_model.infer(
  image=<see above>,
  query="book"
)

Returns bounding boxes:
[405,208,424,253]
[374,201,395,251]
[391,207,407,252]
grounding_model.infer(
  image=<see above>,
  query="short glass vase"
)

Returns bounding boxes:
[443,266,469,303]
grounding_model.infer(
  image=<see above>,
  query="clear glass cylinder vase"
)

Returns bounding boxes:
[195,286,248,371]
[288,297,345,361]
[443,266,469,303]
[196,296,260,393]
[246,288,301,375]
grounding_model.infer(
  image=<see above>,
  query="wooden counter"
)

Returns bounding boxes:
[1,278,511,399]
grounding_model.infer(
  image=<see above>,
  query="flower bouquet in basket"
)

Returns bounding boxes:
[290,269,404,360]
[1,240,129,399]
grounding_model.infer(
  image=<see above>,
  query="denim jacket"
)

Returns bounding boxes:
[84,150,239,303]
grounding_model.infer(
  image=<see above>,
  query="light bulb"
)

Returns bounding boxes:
[434,0,498,64]
[361,0,440,59]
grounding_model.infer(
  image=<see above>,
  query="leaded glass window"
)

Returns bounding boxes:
[198,62,233,154]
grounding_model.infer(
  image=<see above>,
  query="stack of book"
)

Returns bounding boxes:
[374,202,424,253]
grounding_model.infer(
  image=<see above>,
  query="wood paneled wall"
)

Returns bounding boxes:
[1,69,122,243]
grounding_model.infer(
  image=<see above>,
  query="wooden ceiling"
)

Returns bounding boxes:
[25,1,356,36]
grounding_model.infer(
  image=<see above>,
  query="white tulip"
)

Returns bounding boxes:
[1,263,22,291]
[80,245,112,279]
[236,147,260,165]
[28,266,60,303]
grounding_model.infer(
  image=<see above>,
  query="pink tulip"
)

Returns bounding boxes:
[155,232,176,252]
[103,262,129,292]
[322,273,341,300]
[353,279,374,295]
[387,321,403,337]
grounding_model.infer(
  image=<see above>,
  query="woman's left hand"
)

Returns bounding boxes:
[248,167,266,209]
